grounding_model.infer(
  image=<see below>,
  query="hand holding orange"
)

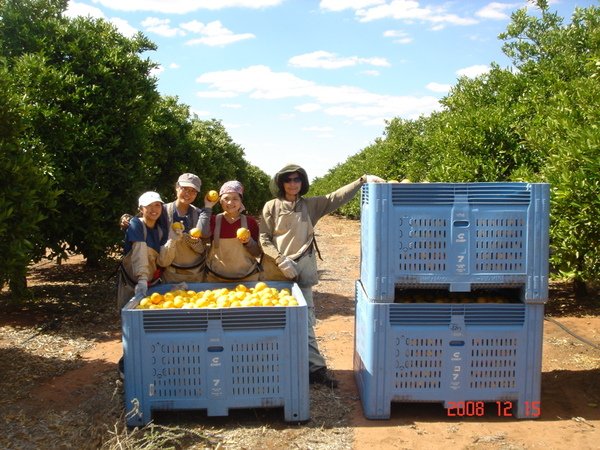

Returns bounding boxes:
[236,227,251,243]
[206,190,219,202]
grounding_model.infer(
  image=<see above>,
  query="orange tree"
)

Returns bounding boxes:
[0,0,159,270]
[0,61,60,297]
[310,1,600,292]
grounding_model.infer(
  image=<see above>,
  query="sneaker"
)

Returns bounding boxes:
[118,356,125,380]
[309,367,339,388]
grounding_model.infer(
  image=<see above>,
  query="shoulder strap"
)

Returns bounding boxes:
[241,214,248,229]
[214,213,223,249]
[191,205,200,227]
[140,218,163,245]
[166,202,175,227]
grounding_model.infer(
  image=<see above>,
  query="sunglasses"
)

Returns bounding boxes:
[283,176,302,183]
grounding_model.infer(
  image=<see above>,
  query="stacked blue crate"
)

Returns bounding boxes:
[122,281,309,427]
[354,182,550,419]
[360,182,549,302]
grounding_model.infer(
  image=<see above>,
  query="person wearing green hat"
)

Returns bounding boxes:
[259,163,384,388]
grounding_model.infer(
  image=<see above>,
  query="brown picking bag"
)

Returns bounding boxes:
[258,253,289,281]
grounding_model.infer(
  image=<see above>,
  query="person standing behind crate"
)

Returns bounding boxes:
[157,173,212,283]
[116,191,167,309]
[259,164,384,388]
[120,173,212,283]
[200,180,262,282]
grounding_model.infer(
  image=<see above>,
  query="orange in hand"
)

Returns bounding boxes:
[172,221,184,231]
[206,190,219,202]
[236,227,251,242]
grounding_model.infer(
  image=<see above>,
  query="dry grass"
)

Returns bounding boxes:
[0,243,356,449]
[2,215,599,449]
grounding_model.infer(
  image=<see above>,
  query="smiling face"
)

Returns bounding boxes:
[282,172,302,201]
[220,192,242,216]
[140,201,162,226]
[175,184,198,207]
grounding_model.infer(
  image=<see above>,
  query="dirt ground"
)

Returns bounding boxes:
[1,215,599,449]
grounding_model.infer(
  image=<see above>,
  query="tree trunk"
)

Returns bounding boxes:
[8,274,28,301]
[573,277,588,298]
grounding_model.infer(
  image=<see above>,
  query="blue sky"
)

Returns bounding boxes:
[65,0,595,180]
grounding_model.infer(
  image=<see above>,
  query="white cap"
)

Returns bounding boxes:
[138,191,164,207]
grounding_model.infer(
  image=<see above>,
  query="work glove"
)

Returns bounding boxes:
[168,225,184,242]
[364,175,385,183]
[119,214,133,231]
[182,233,205,252]
[204,195,218,209]
[134,280,148,298]
[278,257,298,279]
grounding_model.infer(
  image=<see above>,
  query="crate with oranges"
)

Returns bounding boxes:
[136,281,299,309]
[121,280,309,426]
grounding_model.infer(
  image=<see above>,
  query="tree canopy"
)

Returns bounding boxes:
[310,2,600,290]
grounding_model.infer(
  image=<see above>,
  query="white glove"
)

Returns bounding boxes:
[119,214,133,230]
[182,233,204,252]
[168,228,183,242]
[134,280,148,298]
[365,175,385,183]
[204,199,217,209]
[278,257,298,279]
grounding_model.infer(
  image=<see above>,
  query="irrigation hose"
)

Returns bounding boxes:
[544,316,600,350]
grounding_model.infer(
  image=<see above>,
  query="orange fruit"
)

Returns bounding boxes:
[172,221,184,231]
[253,281,268,292]
[189,227,202,238]
[236,227,250,242]
[206,190,219,202]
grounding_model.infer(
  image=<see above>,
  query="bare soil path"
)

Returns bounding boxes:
[1,215,599,449]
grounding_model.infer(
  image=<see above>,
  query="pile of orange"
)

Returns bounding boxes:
[137,282,299,309]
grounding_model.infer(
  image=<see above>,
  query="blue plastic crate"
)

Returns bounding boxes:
[121,281,309,426]
[353,281,544,419]
[360,182,550,303]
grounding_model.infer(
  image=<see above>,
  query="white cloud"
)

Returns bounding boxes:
[142,17,184,37]
[383,29,413,44]
[66,3,138,37]
[457,64,490,78]
[195,65,440,123]
[361,70,380,76]
[296,103,323,112]
[66,1,105,18]
[92,0,283,14]
[319,0,385,12]
[476,2,520,20]
[289,51,390,69]
[182,20,255,46]
[426,82,451,93]
[109,17,138,37]
[221,103,243,109]
[190,108,211,117]
[150,66,164,77]
[169,63,180,69]
[303,126,334,132]
[196,90,239,99]
[324,0,478,27]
